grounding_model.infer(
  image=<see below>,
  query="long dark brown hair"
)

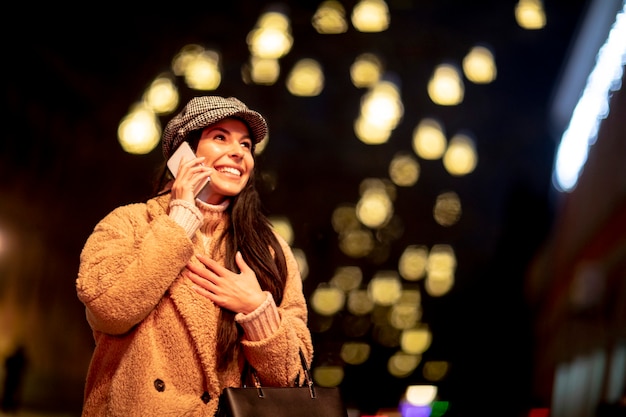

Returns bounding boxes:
[154,127,288,371]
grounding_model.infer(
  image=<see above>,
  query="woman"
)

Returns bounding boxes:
[76,96,313,416]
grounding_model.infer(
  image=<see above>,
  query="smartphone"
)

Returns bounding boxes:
[166,142,210,196]
[167,141,197,177]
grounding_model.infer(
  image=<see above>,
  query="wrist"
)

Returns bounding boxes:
[243,292,267,314]
[235,292,281,341]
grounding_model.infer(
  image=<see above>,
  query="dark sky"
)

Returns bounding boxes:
[1,1,591,415]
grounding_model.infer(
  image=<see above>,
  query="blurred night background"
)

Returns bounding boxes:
[1,1,625,416]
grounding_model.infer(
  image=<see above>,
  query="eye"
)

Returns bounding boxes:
[214,133,226,141]
[240,140,253,149]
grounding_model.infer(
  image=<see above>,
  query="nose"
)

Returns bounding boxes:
[229,143,244,158]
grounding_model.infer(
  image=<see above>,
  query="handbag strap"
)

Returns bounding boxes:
[243,347,317,398]
[298,348,316,397]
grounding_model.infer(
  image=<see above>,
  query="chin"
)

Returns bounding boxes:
[213,184,245,197]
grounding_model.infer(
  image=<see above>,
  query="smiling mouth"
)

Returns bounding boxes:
[216,166,242,177]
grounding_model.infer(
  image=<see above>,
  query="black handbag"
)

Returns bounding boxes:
[216,349,348,417]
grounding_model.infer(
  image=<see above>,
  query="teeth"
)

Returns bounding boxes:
[217,167,241,176]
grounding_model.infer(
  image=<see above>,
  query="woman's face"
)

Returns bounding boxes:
[196,118,255,204]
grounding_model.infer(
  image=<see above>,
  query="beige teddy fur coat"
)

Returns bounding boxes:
[76,194,312,416]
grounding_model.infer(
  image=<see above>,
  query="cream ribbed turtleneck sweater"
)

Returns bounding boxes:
[167,197,280,342]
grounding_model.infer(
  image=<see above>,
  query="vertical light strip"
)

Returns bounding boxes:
[553,1,626,192]
[606,342,626,403]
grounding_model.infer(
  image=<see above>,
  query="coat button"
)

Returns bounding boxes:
[154,379,166,392]
[201,391,211,404]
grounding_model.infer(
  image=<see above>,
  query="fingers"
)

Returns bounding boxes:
[171,157,211,201]
[184,255,226,296]
[195,252,256,282]
[185,259,211,276]
[195,253,231,275]
[186,269,216,290]
[185,256,223,286]
[184,257,227,306]
[176,156,207,179]
[182,159,212,189]
[235,251,250,273]
[185,253,263,312]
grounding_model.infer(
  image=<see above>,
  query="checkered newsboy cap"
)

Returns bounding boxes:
[161,96,268,158]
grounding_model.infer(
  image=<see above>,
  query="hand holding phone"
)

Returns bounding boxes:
[167,142,211,196]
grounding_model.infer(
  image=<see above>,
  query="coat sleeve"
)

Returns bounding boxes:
[240,233,314,386]
[76,201,194,335]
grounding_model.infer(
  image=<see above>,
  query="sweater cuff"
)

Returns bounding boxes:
[169,199,202,238]
[235,292,281,341]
